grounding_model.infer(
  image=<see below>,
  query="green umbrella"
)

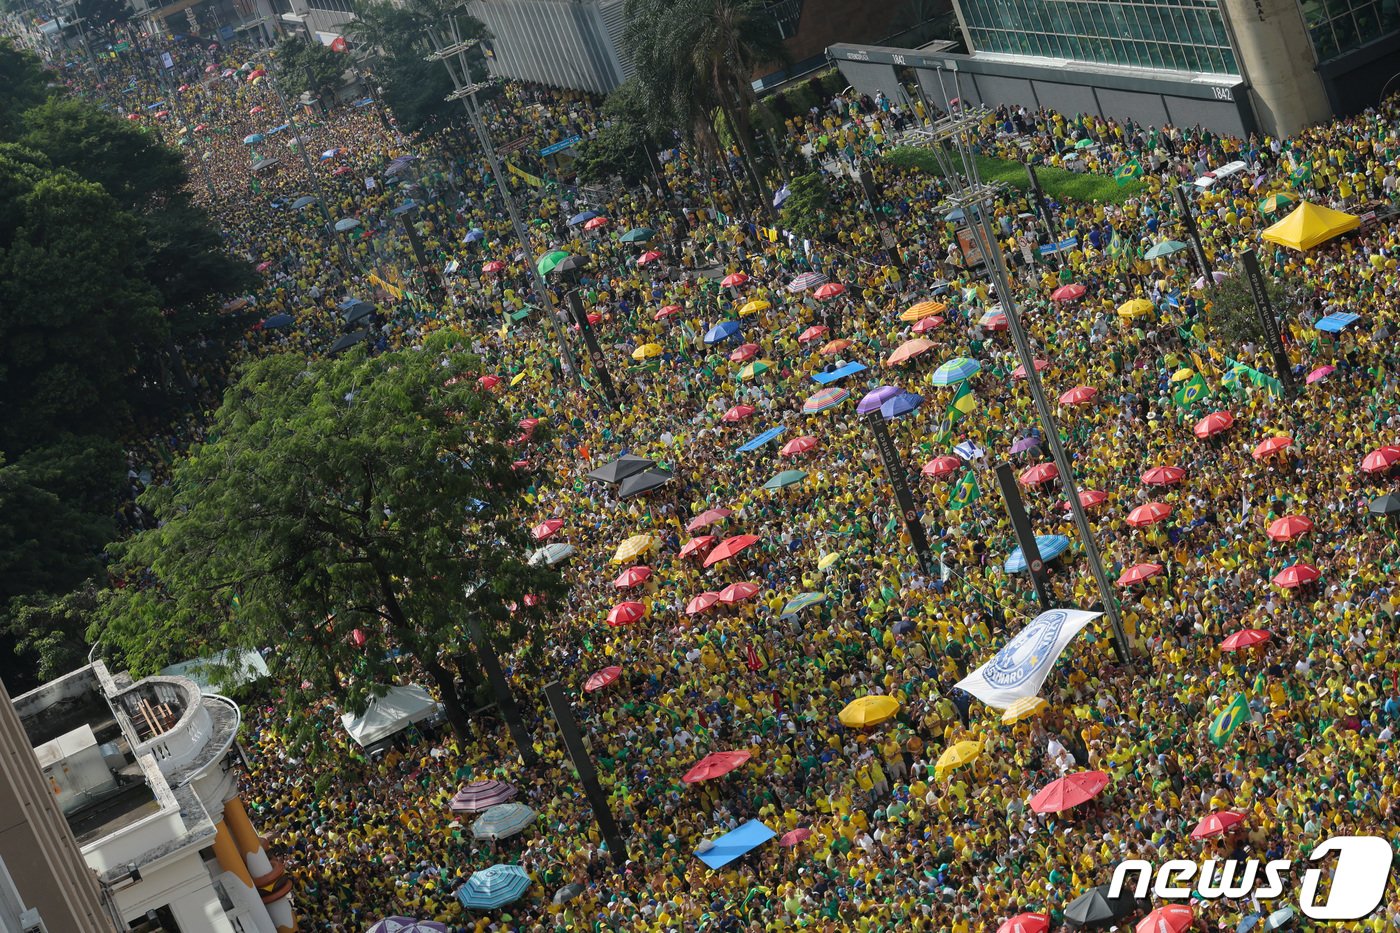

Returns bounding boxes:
[536,250,571,275]
[619,227,656,244]
[762,469,808,490]
[1258,193,1295,214]
[1145,240,1187,260]
[1074,138,1095,149]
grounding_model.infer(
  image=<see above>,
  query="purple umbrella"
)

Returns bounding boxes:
[450,779,518,814]
[857,385,901,415]
[368,919,449,933]
[1010,436,1040,455]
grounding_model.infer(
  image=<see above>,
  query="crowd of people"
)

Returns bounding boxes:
[53,27,1400,932]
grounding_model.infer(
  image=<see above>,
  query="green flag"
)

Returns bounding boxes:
[1209,692,1251,747]
[948,381,977,419]
[948,470,980,511]
[1172,372,1209,409]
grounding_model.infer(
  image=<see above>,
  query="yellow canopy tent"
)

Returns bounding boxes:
[1260,202,1360,251]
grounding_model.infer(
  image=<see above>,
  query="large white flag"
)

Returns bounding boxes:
[955,608,1101,709]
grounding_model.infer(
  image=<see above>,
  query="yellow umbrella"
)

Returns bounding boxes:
[612,534,657,564]
[837,695,900,728]
[1170,367,1195,383]
[738,299,771,317]
[1001,696,1047,723]
[899,300,946,322]
[1117,298,1154,320]
[817,552,842,571]
[934,740,982,778]
[632,343,664,360]
[510,372,528,387]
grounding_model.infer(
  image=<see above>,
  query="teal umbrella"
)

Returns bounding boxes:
[762,469,808,490]
[536,250,571,275]
[619,227,655,243]
[457,864,531,910]
[931,357,982,386]
[780,592,827,617]
[471,803,537,839]
[1145,240,1187,259]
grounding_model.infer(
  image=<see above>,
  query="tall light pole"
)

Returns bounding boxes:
[425,19,581,392]
[900,112,1132,663]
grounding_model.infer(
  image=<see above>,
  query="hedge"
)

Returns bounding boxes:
[885,146,1144,204]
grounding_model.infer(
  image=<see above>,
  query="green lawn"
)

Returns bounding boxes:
[885,146,1143,205]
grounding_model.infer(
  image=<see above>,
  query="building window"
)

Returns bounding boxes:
[1305,0,1400,58]
[960,0,1240,75]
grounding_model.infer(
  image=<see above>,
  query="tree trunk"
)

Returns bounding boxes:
[719,96,774,221]
[424,657,473,741]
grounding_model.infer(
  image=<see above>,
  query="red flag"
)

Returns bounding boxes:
[330,36,348,52]
[746,644,760,671]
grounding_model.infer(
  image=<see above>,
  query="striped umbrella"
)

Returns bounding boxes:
[787,271,827,292]
[471,803,537,839]
[457,864,531,910]
[368,919,450,933]
[450,780,518,814]
[931,357,982,386]
[780,592,826,617]
[802,387,849,414]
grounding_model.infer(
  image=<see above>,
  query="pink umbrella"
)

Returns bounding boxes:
[655,304,682,320]
[1029,770,1110,814]
[922,455,961,479]
[798,325,829,343]
[1141,465,1186,486]
[679,535,716,559]
[1011,359,1048,378]
[687,508,734,532]
[1266,514,1313,542]
[1273,563,1320,588]
[530,518,563,541]
[781,436,818,457]
[1117,562,1163,586]
[682,750,751,783]
[778,828,813,847]
[721,404,756,423]
[613,566,652,589]
[1051,283,1086,301]
[1020,462,1059,486]
[813,282,845,300]
[998,914,1051,933]
[728,343,760,362]
[685,592,720,615]
[1306,364,1335,384]
[584,666,622,693]
[717,582,760,604]
[1061,489,1108,511]
[1136,904,1194,933]
[911,315,943,333]
[1220,629,1271,651]
[637,250,662,266]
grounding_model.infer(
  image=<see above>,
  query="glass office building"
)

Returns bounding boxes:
[958,0,1240,74]
[1302,0,1400,59]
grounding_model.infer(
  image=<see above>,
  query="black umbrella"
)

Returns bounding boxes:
[262,313,293,329]
[618,468,673,498]
[1063,885,1144,929]
[587,455,653,485]
[1369,493,1400,517]
[553,253,590,277]
[328,330,368,355]
[343,300,375,325]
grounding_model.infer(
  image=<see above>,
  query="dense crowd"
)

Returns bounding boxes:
[55,30,1400,932]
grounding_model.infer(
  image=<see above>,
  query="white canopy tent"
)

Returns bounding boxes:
[340,684,442,747]
[161,649,270,694]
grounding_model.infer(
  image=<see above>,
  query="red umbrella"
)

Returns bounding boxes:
[687,508,734,532]
[982,313,1009,332]
[1189,811,1245,839]
[1141,465,1186,486]
[1136,905,1194,933]
[1061,489,1108,511]
[482,260,506,274]
[1193,411,1235,439]
[922,455,962,479]
[680,535,717,559]
[703,534,760,567]
[1020,462,1059,486]
[1220,628,1271,651]
[798,325,830,343]
[1058,385,1098,405]
[998,914,1051,933]
[655,304,682,320]
[637,250,663,266]
[681,750,751,783]
[1028,770,1110,814]
[613,566,653,589]
[126,113,142,121]
[686,592,721,615]
[728,343,760,363]
[1051,283,1086,301]
[1011,359,1049,378]
[1274,563,1320,588]
[531,518,563,541]
[585,312,602,325]
[911,315,944,333]
[606,601,646,625]
[249,105,265,115]
[1117,562,1163,586]
[1267,514,1313,542]
[478,375,502,390]
[1362,445,1400,473]
[1252,435,1293,461]
[781,435,819,457]
[718,582,760,604]
[721,272,749,288]
[778,828,812,847]
[722,404,756,423]
[584,666,622,693]
[813,282,846,300]
[583,216,609,230]
[1127,502,1173,527]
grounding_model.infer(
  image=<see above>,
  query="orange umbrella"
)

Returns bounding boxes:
[1193,410,1235,439]
[1252,435,1293,460]
[1266,514,1313,542]
[606,601,646,625]
[1127,502,1172,526]
[583,666,622,693]
[819,339,853,356]
[681,750,751,783]
[1020,462,1059,486]
[613,566,652,589]
[703,534,760,567]
[717,582,760,604]
[885,338,935,366]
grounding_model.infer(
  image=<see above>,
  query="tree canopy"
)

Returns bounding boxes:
[274,37,349,103]
[93,332,565,746]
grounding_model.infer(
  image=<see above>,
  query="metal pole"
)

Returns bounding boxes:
[564,282,620,409]
[863,411,937,576]
[993,462,1054,608]
[542,681,628,867]
[466,617,537,766]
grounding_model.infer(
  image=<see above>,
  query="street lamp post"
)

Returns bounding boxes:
[425,21,582,392]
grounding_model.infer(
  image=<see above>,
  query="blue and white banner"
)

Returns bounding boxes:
[955,608,1100,708]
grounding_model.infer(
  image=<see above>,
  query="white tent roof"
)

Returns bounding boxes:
[340,684,441,747]
[160,649,270,694]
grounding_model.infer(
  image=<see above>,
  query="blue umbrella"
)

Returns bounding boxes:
[290,195,317,210]
[351,97,375,108]
[146,100,165,110]
[1004,535,1071,573]
[568,211,599,226]
[464,228,486,243]
[737,426,784,452]
[391,200,418,216]
[944,207,965,222]
[456,864,531,910]
[1315,311,1359,332]
[334,218,360,232]
[262,313,293,329]
[880,392,923,420]
[242,133,264,145]
[696,819,776,869]
[857,385,901,415]
[471,803,537,839]
[891,619,916,634]
[704,321,741,345]
[812,361,867,385]
[780,592,827,617]
[266,123,291,135]
[319,147,341,161]
[931,357,982,386]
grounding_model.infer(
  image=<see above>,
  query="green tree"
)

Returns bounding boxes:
[93,332,565,745]
[779,172,830,238]
[0,42,53,138]
[576,78,669,186]
[274,37,348,102]
[1205,273,1286,347]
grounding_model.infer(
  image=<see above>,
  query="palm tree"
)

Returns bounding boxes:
[625,0,788,214]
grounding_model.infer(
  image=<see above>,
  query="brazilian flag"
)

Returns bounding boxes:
[1114,160,1143,186]
[949,471,981,511]
[947,382,977,424]
[1291,162,1313,186]
[1172,372,1209,409]
[1209,692,1251,747]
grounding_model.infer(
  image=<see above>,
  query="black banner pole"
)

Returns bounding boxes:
[466,617,537,766]
[1239,248,1295,398]
[994,462,1054,608]
[1173,186,1212,282]
[542,681,629,867]
[565,285,620,409]
[864,411,936,575]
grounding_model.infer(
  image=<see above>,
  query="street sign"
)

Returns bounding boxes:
[113,40,131,51]
[539,135,581,157]
[497,135,530,154]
